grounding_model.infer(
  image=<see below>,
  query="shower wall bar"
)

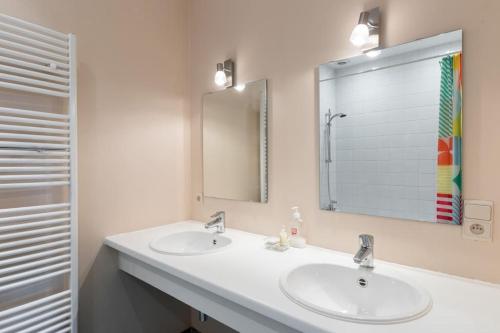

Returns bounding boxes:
[0,14,77,333]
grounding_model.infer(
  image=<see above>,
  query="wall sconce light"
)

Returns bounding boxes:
[349,7,380,51]
[214,59,234,88]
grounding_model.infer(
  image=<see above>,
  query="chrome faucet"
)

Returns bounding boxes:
[353,234,374,268]
[205,211,225,233]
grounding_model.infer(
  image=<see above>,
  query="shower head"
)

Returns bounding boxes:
[326,111,347,126]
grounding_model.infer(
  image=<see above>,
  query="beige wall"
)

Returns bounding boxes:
[0,0,192,332]
[189,0,500,283]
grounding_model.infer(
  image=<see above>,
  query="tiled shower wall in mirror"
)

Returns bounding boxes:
[320,55,441,221]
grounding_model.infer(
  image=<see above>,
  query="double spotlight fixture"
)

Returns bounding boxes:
[213,7,381,86]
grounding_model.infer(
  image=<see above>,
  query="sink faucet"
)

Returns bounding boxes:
[205,211,225,233]
[353,234,374,268]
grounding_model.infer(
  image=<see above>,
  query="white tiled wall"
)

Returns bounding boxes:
[320,57,440,222]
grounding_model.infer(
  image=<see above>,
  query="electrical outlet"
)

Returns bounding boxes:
[463,219,492,241]
[470,223,484,235]
[463,200,493,241]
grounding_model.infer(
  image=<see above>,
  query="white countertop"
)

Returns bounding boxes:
[105,221,500,333]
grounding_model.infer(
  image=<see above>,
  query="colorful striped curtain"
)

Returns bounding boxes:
[437,53,462,224]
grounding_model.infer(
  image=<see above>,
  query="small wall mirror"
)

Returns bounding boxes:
[318,30,462,224]
[203,79,268,202]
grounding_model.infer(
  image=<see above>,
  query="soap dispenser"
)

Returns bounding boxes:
[289,206,306,248]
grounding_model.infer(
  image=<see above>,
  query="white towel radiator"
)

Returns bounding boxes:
[0,14,78,333]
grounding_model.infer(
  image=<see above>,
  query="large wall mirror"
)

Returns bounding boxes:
[203,79,268,202]
[318,30,462,224]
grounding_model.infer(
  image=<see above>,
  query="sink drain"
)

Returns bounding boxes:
[357,278,368,288]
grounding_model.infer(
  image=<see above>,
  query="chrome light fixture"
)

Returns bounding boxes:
[214,59,234,88]
[350,7,380,51]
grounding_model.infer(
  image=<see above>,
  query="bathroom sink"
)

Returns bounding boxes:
[150,231,232,255]
[280,263,432,324]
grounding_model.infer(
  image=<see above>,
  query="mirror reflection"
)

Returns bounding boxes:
[319,31,462,224]
[203,79,268,202]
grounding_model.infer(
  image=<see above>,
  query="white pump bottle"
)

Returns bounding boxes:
[289,206,306,248]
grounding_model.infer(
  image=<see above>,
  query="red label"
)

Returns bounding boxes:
[291,227,298,236]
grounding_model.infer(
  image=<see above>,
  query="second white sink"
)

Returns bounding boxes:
[280,263,432,324]
[150,231,232,255]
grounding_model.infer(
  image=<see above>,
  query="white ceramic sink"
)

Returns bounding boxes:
[280,263,432,324]
[150,231,232,255]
